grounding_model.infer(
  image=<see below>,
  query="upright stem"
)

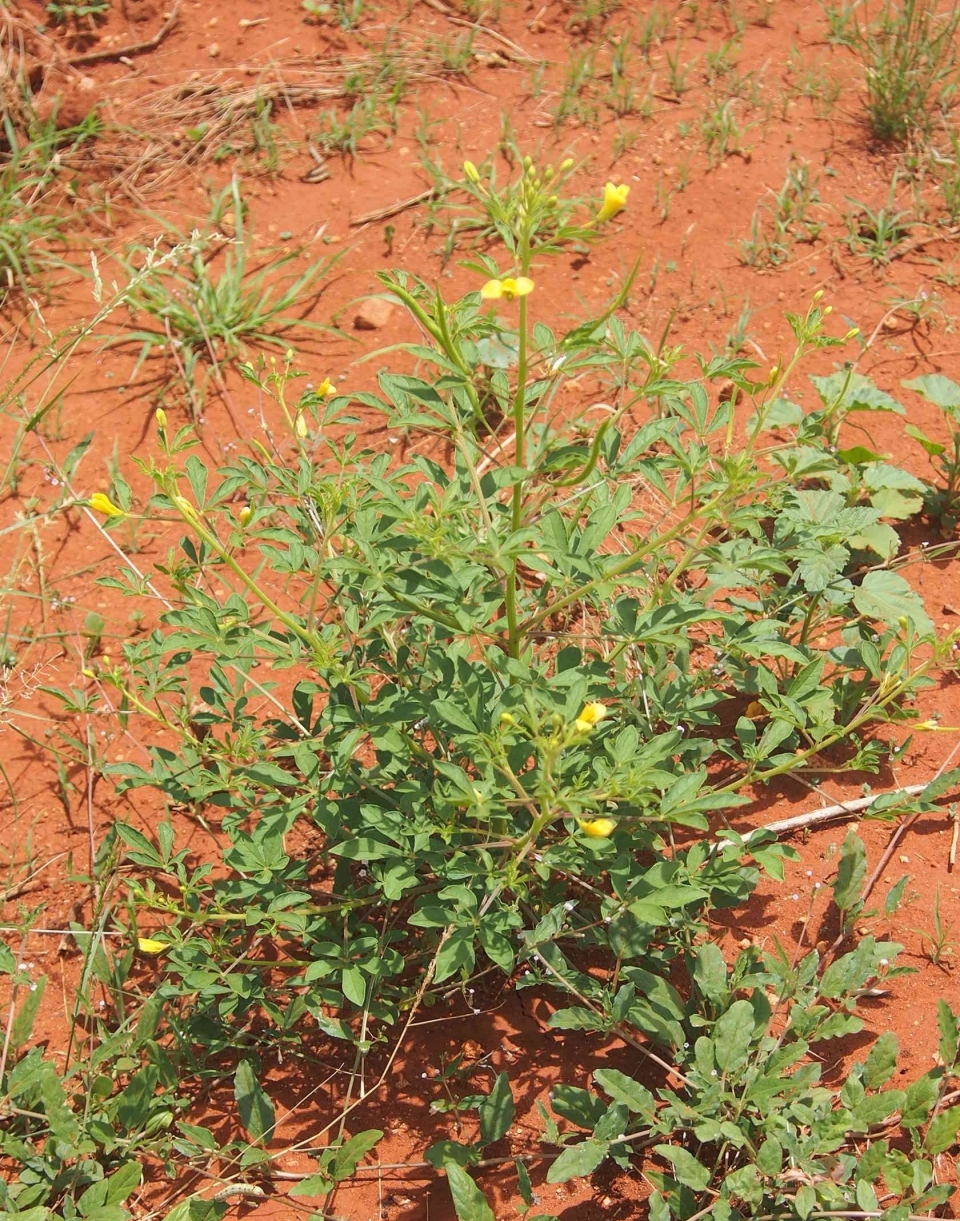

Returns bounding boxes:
[505,290,530,659]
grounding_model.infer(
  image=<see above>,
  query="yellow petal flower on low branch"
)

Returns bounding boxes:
[577,817,616,838]
[137,937,168,955]
[88,492,125,517]
[596,182,630,223]
[574,701,608,733]
[480,276,535,302]
[316,377,335,396]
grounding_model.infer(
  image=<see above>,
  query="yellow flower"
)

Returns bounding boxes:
[88,492,125,517]
[155,407,167,431]
[137,937,167,955]
[480,276,535,302]
[577,817,616,838]
[316,378,335,396]
[238,505,253,527]
[574,701,608,733]
[463,160,481,183]
[596,182,630,223]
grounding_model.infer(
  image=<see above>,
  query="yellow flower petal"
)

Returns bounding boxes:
[576,817,616,839]
[316,378,335,396]
[480,277,534,302]
[596,182,630,223]
[137,937,168,955]
[88,492,125,517]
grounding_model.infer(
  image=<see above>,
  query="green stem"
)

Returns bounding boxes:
[505,291,530,659]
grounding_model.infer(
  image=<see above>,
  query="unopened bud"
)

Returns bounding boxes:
[463,160,480,183]
[238,505,253,527]
[173,495,199,522]
[155,407,167,431]
[560,157,574,172]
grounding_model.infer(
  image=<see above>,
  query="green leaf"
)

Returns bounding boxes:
[288,1174,335,1199]
[833,830,867,919]
[550,1085,606,1130]
[756,1136,782,1177]
[11,975,46,1051]
[903,372,960,412]
[161,1198,228,1221]
[445,1162,495,1221]
[902,1072,939,1129]
[938,1000,959,1068]
[547,1007,605,1032]
[434,927,475,983]
[905,422,945,457]
[545,1139,608,1183]
[712,999,755,1072]
[693,943,729,1005]
[593,1069,655,1116]
[924,1104,960,1155]
[593,1102,629,1143]
[478,1073,514,1145]
[852,570,934,637]
[862,1031,898,1088]
[234,1060,276,1146]
[653,1145,711,1191]
[884,874,910,916]
[516,1159,534,1207]
[794,1184,817,1220]
[327,1129,383,1181]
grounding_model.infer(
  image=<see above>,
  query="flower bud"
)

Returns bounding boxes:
[560,157,574,172]
[155,407,167,432]
[463,160,480,183]
[500,711,516,726]
[88,492,125,517]
[173,495,199,522]
[238,505,253,527]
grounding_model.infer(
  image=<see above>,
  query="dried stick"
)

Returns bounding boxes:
[65,0,181,67]
[758,784,929,838]
[350,186,445,226]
